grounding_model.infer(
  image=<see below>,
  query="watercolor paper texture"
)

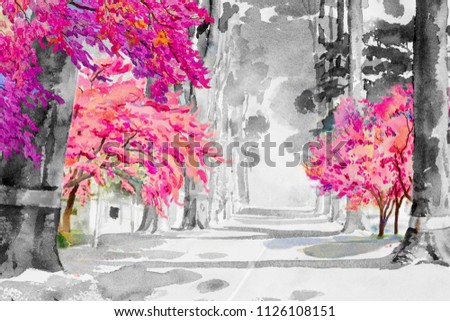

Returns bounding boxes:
[1,0,450,301]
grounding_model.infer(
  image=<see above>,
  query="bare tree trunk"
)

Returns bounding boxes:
[60,184,79,233]
[340,0,366,235]
[394,204,400,235]
[314,190,324,215]
[330,192,340,222]
[337,0,345,40]
[378,208,387,238]
[342,198,365,233]
[0,45,77,278]
[137,206,159,233]
[347,0,364,99]
[233,94,250,210]
[393,0,450,264]
[322,192,332,215]
[182,198,203,230]
[308,19,321,85]
[342,209,366,234]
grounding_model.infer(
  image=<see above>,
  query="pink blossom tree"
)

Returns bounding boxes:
[305,85,413,237]
[61,58,220,233]
[0,0,212,277]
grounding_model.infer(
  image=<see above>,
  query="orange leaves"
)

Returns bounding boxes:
[134,20,147,29]
[305,165,322,179]
[48,35,63,45]
[65,157,77,167]
[154,30,171,47]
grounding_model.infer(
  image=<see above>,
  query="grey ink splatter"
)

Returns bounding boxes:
[100,250,184,261]
[264,237,329,250]
[382,0,405,18]
[197,279,229,293]
[102,251,143,260]
[289,290,323,301]
[294,89,316,114]
[256,297,281,301]
[143,250,185,260]
[97,266,202,300]
[245,111,270,140]
[219,2,239,33]
[303,237,399,259]
[96,233,166,251]
[275,1,320,18]
[363,19,413,102]
[197,252,228,259]
[0,275,101,301]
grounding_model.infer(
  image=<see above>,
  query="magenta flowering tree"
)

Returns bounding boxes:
[61,58,219,233]
[0,0,212,277]
[0,0,211,162]
[305,85,413,237]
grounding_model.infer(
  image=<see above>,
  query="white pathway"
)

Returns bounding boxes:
[1,212,450,300]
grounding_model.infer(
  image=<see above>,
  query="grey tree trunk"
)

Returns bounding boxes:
[232,94,250,210]
[313,189,324,215]
[137,206,158,234]
[0,45,77,278]
[196,0,237,223]
[330,192,340,222]
[340,0,366,233]
[322,192,332,216]
[393,0,450,264]
[347,0,364,98]
[341,199,366,233]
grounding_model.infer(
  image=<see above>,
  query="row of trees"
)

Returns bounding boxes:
[301,0,450,263]
[0,0,216,277]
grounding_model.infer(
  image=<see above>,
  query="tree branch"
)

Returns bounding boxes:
[69,1,96,12]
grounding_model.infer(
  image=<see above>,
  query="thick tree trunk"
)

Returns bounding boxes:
[342,198,365,233]
[393,0,450,264]
[233,95,250,210]
[137,206,158,233]
[329,192,340,222]
[182,198,203,230]
[342,208,365,234]
[347,0,364,99]
[337,0,345,40]
[181,177,204,230]
[60,184,79,233]
[314,189,324,215]
[0,45,77,278]
[322,192,332,215]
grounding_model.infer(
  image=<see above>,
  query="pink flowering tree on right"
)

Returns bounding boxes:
[305,85,413,237]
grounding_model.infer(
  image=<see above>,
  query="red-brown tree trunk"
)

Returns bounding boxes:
[393,200,403,235]
[60,185,79,233]
[378,207,387,238]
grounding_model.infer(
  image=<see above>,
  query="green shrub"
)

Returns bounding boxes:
[57,230,88,248]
